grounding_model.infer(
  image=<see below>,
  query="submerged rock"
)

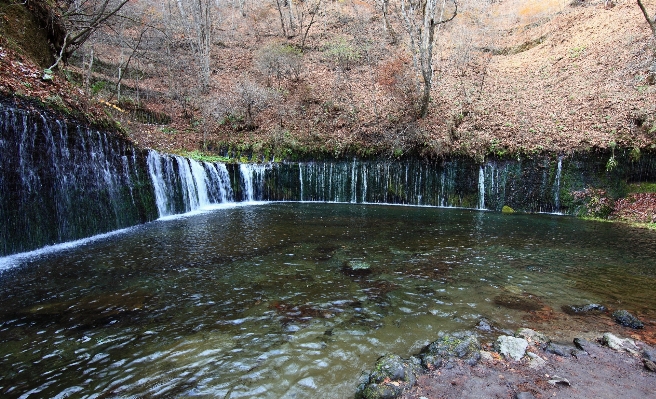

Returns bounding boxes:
[356,354,421,399]
[496,335,529,361]
[612,310,644,329]
[562,303,607,315]
[420,331,481,369]
[342,260,373,276]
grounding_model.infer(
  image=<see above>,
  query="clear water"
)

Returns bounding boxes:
[1,203,655,398]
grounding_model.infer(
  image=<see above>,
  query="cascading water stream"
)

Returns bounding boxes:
[4,99,656,257]
[554,155,563,212]
[478,165,485,210]
[146,150,235,218]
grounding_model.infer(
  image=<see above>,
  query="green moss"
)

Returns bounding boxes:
[0,0,53,67]
[627,182,656,193]
[502,205,515,214]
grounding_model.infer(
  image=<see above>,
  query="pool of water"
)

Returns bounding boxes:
[1,203,655,398]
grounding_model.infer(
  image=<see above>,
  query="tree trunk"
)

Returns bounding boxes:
[274,0,288,37]
[637,0,656,41]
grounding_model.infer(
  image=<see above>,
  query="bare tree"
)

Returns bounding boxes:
[272,0,322,47]
[49,0,131,70]
[399,0,458,118]
[375,0,397,43]
[638,0,656,43]
[637,0,656,83]
[255,43,303,87]
[176,0,216,92]
[234,79,279,128]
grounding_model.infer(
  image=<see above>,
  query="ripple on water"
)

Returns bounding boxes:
[1,204,656,398]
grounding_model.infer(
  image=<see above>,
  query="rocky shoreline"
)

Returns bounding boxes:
[356,309,656,399]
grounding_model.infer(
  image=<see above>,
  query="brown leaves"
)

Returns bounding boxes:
[612,193,656,223]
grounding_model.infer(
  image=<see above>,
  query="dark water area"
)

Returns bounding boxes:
[1,203,655,398]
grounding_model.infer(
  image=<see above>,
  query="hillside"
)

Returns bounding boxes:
[1,0,655,160]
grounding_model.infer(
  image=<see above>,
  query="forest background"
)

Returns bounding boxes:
[1,0,656,162]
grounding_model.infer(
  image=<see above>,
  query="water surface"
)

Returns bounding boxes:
[1,203,655,398]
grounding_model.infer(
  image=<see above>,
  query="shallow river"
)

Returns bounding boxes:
[1,203,655,398]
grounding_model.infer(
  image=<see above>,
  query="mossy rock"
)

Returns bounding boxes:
[502,205,515,214]
[420,331,481,369]
[356,354,421,399]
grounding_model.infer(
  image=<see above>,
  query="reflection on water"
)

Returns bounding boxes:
[1,203,655,398]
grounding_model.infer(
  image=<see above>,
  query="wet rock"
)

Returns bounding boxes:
[356,354,421,399]
[545,342,577,357]
[420,331,481,369]
[602,332,640,355]
[496,335,528,361]
[612,310,644,329]
[476,318,493,332]
[562,303,607,315]
[516,328,549,345]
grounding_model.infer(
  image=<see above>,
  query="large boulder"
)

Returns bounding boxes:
[420,331,481,369]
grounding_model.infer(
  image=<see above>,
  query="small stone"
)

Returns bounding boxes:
[642,347,656,362]
[421,331,481,369]
[479,350,494,362]
[477,318,492,332]
[528,354,547,370]
[548,375,571,386]
[612,310,644,329]
[496,335,529,361]
[644,359,656,372]
[545,342,575,357]
[516,328,549,344]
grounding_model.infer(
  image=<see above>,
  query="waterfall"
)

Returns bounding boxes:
[351,159,357,203]
[6,98,656,257]
[240,164,268,202]
[1,103,157,256]
[554,155,563,212]
[299,164,304,201]
[478,165,485,210]
[206,163,233,203]
[147,150,235,217]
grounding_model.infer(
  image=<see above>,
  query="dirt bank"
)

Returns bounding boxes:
[402,333,656,399]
